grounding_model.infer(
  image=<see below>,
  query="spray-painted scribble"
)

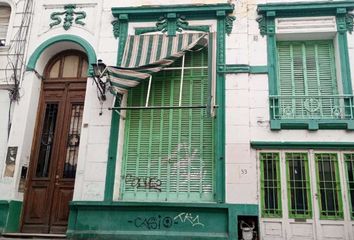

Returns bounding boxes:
[124,174,162,192]
[128,212,205,229]
[165,142,212,193]
[128,215,175,230]
[174,212,205,227]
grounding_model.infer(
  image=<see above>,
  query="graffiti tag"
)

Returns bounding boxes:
[128,215,174,230]
[174,212,204,227]
[124,174,162,192]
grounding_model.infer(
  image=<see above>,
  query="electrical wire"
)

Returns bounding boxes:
[3,0,34,137]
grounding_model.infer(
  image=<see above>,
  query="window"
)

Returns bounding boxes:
[315,153,343,219]
[0,4,11,47]
[260,152,281,217]
[120,48,214,202]
[286,152,312,218]
[258,2,354,130]
[344,154,354,219]
[276,41,340,120]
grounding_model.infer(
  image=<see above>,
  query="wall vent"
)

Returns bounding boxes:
[276,16,337,34]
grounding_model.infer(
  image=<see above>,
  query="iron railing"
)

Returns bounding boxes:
[270,95,354,120]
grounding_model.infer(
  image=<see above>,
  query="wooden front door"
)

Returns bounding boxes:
[22,51,88,233]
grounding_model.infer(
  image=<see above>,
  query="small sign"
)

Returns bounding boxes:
[4,146,18,177]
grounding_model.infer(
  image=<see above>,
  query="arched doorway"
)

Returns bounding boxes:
[21,51,88,233]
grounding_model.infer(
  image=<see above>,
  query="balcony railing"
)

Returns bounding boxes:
[270,95,354,120]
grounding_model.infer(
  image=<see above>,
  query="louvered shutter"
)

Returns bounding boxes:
[121,48,214,202]
[0,6,11,41]
[277,41,338,119]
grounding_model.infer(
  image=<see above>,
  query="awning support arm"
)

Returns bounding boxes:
[179,54,185,107]
[145,75,152,107]
[109,105,219,110]
[114,109,126,120]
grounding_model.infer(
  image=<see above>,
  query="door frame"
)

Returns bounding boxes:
[20,50,88,233]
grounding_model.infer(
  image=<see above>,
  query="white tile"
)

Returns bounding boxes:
[225,125,250,144]
[98,37,119,53]
[86,143,109,163]
[249,107,270,127]
[226,163,238,184]
[227,33,248,50]
[226,107,249,126]
[96,52,118,67]
[88,107,113,126]
[225,74,249,91]
[225,33,238,50]
[226,89,249,108]
[233,15,248,34]
[84,162,107,182]
[88,126,110,144]
[226,183,257,204]
[249,39,268,65]
[81,181,105,201]
[235,48,249,64]
[249,90,268,108]
[225,48,238,64]
[249,74,268,91]
[234,163,255,184]
[225,143,251,164]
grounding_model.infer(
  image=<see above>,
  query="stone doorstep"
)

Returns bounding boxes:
[0,233,66,239]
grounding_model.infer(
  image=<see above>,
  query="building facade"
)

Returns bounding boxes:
[0,0,354,239]
[0,0,34,233]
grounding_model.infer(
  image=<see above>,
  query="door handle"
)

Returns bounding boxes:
[55,175,60,186]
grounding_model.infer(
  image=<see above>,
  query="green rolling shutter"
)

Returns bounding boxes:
[277,41,338,119]
[121,48,214,202]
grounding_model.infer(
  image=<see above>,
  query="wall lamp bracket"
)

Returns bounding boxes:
[91,59,108,101]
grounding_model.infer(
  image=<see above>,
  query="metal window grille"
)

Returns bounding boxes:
[344,153,354,219]
[286,152,312,218]
[63,104,84,178]
[36,104,58,178]
[260,152,282,217]
[315,153,343,219]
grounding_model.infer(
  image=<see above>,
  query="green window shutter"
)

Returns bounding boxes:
[277,41,338,119]
[121,48,214,202]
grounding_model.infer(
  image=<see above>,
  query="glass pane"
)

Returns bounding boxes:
[49,60,60,78]
[261,152,281,217]
[286,153,311,218]
[36,104,58,177]
[62,55,79,78]
[345,154,354,219]
[63,104,84,178]
[81,59,88,78]
[0,6,11,41]
[316,153,343,219]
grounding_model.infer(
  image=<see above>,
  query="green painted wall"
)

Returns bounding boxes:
[0,200,22,234]
[67,201,258,240]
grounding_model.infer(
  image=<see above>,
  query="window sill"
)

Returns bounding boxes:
[270,119,354,131]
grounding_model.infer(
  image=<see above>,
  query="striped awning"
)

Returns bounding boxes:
[107,33,208,94]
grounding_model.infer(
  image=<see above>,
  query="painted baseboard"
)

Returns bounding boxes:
[67,201,258,240]
[0,200,22,234]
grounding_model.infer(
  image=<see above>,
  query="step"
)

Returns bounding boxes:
[1,233,66,239]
